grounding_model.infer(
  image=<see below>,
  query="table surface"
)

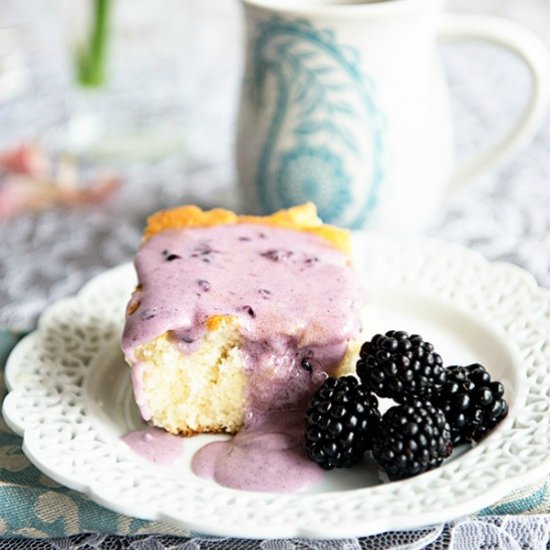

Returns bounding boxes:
[1,1,550,548]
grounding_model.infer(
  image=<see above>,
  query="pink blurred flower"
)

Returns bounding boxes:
[0,144,50,178]
[0,144,120,220]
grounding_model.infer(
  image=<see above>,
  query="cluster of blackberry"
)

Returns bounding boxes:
[304,330,508,480]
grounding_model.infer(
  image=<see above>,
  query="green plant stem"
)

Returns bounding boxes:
[76,0,111,88]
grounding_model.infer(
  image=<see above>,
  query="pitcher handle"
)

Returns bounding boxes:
[439,14,550,188]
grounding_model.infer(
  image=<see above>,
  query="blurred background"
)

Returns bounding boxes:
[0,0,548,185]
[1,0,550,331]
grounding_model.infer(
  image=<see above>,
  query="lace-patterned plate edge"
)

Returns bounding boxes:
[2,233,550,539]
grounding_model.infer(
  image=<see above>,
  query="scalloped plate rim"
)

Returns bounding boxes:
[2,232,550,539]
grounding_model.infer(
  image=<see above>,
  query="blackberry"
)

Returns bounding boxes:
[432,363,508,445]
[304,376,380,470]
[357,330,446,402]
[372,399,453,481]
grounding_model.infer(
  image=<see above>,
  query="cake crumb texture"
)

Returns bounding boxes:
[133,318,247,436]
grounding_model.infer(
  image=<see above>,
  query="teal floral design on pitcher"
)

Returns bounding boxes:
[248,17,386,228]
[277,147,352,221]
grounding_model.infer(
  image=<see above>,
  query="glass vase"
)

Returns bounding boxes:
[63,0,189,160]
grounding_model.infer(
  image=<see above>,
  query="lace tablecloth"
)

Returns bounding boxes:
[1,1,550,548]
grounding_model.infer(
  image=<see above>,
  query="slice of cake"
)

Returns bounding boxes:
[121,203,363,436]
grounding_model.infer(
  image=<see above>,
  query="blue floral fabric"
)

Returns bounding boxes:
[0,328,548,537]
[0,328,189,538]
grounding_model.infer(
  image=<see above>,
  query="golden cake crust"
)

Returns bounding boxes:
[143,203,351,254]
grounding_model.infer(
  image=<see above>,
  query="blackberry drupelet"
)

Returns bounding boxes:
[372,399,453,481]
[357,330,446,402]
[304,376,380,470]
[432,363,508,445]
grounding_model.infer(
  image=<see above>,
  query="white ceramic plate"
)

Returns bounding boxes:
[3,233,550,539]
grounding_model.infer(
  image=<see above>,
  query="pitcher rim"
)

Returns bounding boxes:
[241,0,445,18]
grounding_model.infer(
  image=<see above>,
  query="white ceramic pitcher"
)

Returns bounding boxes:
[236,0,550,232]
